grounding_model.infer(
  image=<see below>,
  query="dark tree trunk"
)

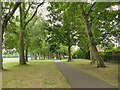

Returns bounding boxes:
[68,45,72,62]
[48,52,50,59]
[38,52,40,60]
[59,53,62,60]
[0,2,3,70]
[25,48,28,62]
[44,54,45,60]
[56,53,58,60]
[80,4,106,68]
[19,4,26,65]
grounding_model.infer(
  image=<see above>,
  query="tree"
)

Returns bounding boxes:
[47,2,79,62]
[79,2,107,67]
[79,2,119,67]
[0,2,21,70]
[19,1,44,65]
[0,1,2,70]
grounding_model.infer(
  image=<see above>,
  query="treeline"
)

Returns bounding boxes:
[0,2,119,70]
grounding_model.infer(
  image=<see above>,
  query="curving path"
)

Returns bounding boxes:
[54,60,118,89]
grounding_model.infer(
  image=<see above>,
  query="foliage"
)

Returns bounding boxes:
[73,48,90,59]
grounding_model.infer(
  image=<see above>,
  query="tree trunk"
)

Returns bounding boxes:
[19,30,26,65]
[19,28,26,65]
[38,52,40,60]
[90,48,95,63]
[44,54,45,60]
[63,55,65,59]
[80,5,106,68]
[25,48,28,62]
[59,53,62,60]
[48,52,50,59]
[90,44,106,67]
[0,2,3,70]
[34,53,37,60]
[31,53,34,60]
[19,4,26,65]
[68,45,72,62]
[56,53,58,60]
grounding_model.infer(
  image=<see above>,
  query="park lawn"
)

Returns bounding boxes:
[2,58,71,88]
[64,59,118,87]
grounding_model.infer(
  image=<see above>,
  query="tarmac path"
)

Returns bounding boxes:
[54,60,118,89]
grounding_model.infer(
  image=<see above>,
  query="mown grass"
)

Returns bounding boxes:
[64,59,118,87]
[2,58,70,88]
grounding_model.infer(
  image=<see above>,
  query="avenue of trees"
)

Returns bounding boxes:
[0,1,119,70]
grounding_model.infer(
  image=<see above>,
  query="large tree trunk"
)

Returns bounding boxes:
[0,1,3,70]
[68,45,72,62]
[19,28,26,65]
[19,30,26,65]
[90,48,95,63]
[19,3,26,65]
[80,5,106,68]
[90,44,106,67]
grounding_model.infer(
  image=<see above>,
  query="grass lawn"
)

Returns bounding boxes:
[63,59,118,87]
[2,58,70,88]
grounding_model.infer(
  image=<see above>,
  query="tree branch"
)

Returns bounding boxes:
[80,3,86,16]
[13,31,19,36]
[25,3,32,17]
[2,2,21,34]
[87,2,96,16]
[24,1,45,27]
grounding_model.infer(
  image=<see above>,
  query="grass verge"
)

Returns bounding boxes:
[2,59,70,88]
[64,59,118,87]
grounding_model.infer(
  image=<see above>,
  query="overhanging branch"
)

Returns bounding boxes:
[87,2,96,16]
[2,2,21,32]
[24,0,45,27]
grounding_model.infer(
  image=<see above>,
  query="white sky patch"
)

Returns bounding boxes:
[74,45,79,51]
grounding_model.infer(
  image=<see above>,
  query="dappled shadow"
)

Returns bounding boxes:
[13,64,32,67]
[3,69,9,72]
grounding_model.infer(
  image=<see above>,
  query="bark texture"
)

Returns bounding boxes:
[19,3,26,65]
[56,53,58,60]
[68,45,72,62]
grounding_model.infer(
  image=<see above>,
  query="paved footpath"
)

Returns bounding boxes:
[54,60,118,89]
